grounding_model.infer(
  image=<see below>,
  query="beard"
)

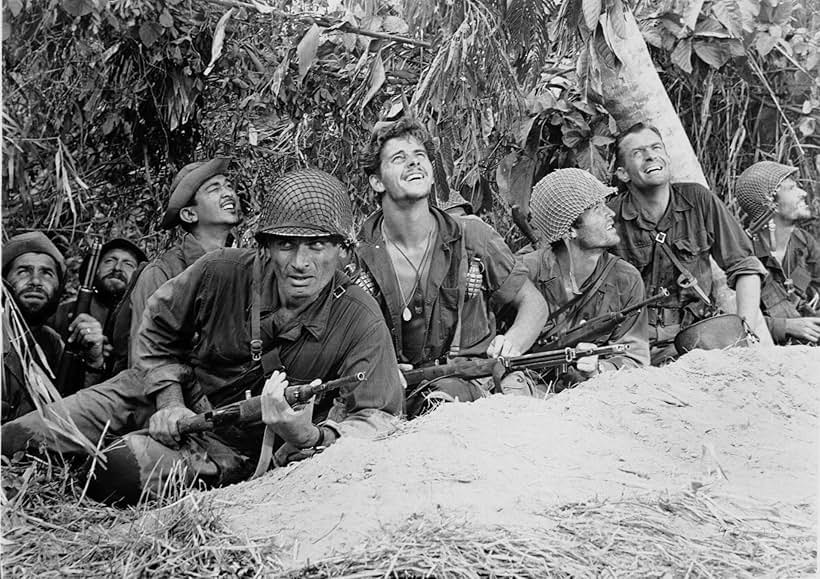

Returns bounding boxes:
[15,286,60,327]
[96,272,128,305]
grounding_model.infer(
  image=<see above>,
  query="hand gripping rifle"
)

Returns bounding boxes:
[55,239,103,394]
[539,288,670,351]
[174,372,366,435]
[403,344,627,399]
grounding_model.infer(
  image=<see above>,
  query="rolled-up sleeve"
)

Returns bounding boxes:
[603,267,650,370]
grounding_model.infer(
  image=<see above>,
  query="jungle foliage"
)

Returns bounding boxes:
[2,0,819,268]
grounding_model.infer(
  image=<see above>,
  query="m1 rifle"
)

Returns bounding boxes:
[539,288,670,350]
[174,372,366,435]
[55,239,103,394]
[403,344,627,398]
[745,205,776,239]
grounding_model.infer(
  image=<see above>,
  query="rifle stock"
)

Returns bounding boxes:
[745,205,776,239]
[55,240,103,393]
[176,372,366,435]
[541,288,669,351]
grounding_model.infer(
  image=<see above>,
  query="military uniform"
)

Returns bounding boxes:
[608,183,766,362]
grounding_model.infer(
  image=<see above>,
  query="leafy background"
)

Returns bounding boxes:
[3,0,819,290]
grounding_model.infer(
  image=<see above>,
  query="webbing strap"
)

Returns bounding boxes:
[250,256,263,362]
[448,233,469,358]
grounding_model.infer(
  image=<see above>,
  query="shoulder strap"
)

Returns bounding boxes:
[448,231,469,358]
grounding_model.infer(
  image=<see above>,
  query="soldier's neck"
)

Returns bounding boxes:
[556,243,602,290]
[191,225,233,252]
[381,200,436,248]
[772,214,795,253]
[631,182,671,223]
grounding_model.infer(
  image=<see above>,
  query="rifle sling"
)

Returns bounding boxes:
[542,256,619,342]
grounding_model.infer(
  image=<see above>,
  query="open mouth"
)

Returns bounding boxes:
[644,165,663,174]
[220,199,237,211]
[404,172,425,182]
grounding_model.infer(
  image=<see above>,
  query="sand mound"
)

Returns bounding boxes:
[208,346,819,569]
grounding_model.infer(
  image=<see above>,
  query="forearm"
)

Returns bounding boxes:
[734,274,762,323]
[153,382,187,410]
[505,282,549,352]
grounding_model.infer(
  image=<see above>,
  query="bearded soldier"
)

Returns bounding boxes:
[735,161,820,343]
[522,169,650,389]
[2,169,403,503]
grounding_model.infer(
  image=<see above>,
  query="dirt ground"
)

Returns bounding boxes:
[208,346,819,568]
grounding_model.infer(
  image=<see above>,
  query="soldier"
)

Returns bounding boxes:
[354,118,548,415]
[107,157,241,374]
[522,169,650,388]
[735,161,820,343]
[609,123,768,364]
[50,238,147,339]
[2,169,403,504]
[2,232,104,421]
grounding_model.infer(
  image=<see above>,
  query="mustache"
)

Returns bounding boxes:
[101,271,128,282]
[19,284,48,297]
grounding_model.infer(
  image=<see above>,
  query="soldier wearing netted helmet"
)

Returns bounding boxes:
[355,117,548,416]
[3,168,403,504]
[522,168,649,389]
[735,161,819,343]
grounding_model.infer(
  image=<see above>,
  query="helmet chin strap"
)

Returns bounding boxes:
[562,235,582,295]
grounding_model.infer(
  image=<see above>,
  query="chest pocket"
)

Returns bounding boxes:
[672,237,709,262]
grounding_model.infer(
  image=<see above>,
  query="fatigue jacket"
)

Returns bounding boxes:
[522,248,650,369]
[106,233,207,372]
[609,183,766,333]
[134,249,403,439]
[751,226,820,342]
[355,208,529,364]
[2,325,62,422]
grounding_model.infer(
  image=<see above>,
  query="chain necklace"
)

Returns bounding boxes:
[382,220,436,322]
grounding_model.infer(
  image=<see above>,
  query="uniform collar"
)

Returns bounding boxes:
[263,270,348,342]
[619,184,694,230]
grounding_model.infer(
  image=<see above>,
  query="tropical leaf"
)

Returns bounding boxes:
[138,21,164,48]
[203,9,234,76]
[711,0,743,38]
[582,0,602,31]
[61,0,94,17]
[671,38,694,73]
[297,24,322,85]
[361,51,385,109]
[693,39,734,68]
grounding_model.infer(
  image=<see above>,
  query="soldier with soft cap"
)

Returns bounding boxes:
[522,168,650,389]
[735,161,820,343]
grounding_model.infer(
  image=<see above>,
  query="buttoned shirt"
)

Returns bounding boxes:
[134,248,403,439]
[608,182,766,331]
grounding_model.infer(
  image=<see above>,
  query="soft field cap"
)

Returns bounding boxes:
[2,231,66,281]
[160,157,231,229]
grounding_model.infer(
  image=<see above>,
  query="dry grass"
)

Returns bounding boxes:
[291,492,816,578]
[2,452,814,578]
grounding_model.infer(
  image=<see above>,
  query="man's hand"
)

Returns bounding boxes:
[260,370,320,449]
[785,317,820,342]
[397,363,413,389]
[486,334,523,358]
[67,313,105,368]
[574,342,600,378]
[149,405,196,447]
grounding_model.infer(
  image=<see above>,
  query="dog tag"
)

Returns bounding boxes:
[402,307,412,322]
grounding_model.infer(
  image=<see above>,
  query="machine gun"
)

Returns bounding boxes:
[174,372,366,435]
[402,344,627,398]
[539,288,670,350]
[54,239,102,394]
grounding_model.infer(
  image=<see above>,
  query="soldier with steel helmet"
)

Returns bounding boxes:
[735,161,820,343]
[522,168,650,388]
[3,168,403,504]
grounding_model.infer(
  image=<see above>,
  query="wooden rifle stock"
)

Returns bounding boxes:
[54,240,103,393]
[745,205,776,239]
[176,372,367,435]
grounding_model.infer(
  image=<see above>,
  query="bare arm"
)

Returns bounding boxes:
[487,278,548,357]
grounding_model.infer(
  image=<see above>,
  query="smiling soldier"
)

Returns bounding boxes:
[107,157,242,374]
[354,118,548,415]
[608,123,767,364]
[735,161,820,343]
[522,169,649,389]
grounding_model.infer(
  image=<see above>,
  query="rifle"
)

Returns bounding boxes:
[175,372,366,435]
[55,239,103,394]
[511,204,541,249]
[539,288,670,350]
[745,205,776,239]
[403,344,627,398]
